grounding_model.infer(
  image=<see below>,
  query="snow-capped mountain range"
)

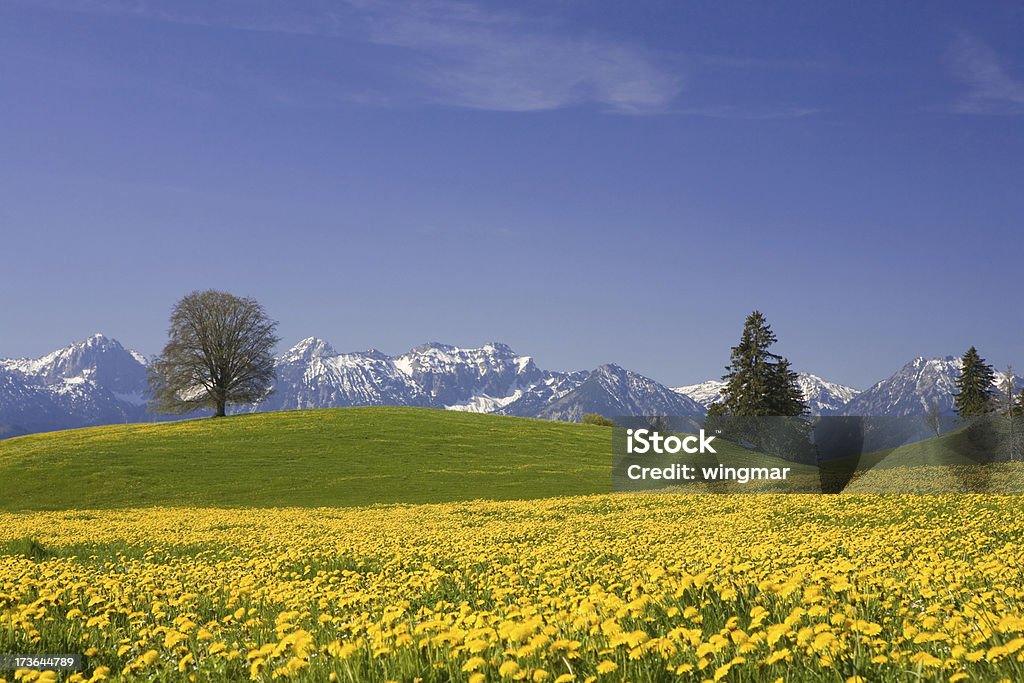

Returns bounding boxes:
[247,338,706,421]
[673,374,862,416]
[0,335,705,438]
[1,335,1019,439]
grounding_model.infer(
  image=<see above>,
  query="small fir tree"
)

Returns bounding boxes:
[953,346,995,418]
[719,311,807,417]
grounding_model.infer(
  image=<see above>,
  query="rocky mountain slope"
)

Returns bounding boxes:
[841,356,1021,417]
[0,335,151,436]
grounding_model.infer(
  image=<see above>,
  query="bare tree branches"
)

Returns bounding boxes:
[149,290,279,417]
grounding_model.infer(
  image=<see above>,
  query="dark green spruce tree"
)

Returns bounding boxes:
[768,357,806,416]
[720,311,807,416]
[954,346,995,417]
[712,311,812,465]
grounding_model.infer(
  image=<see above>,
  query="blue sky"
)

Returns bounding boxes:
[1,0,1022,388]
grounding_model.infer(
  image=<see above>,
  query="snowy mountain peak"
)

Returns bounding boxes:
[796,373,860,415]
[672,380,727,409]
[72,333,135,355]
[534,363,705,422]
[587,364,634,393]
[0,334,151,435]
[846,355,1020,417]
[846,355,962,416]
[593,362,624,376]
[405,341,517,358]
[904,355,956,371]
[408,341,456,354]
[392,341,541,405]
[281,337,336,363]
[2,334,147,392]
[57,333,125,355]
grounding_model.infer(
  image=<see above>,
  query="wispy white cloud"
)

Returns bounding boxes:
[947,34,1024,115]
[17,0,830,118]
[674,104,822,120]
[25,0,683,114]
[348,0,682,113]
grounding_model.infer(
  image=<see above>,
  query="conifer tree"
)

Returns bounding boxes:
[769,357,806,416]
[720,311,807,416]
[954,346,995,417]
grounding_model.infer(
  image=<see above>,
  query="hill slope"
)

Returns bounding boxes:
[0,407,823,510]
[0,408,619,510]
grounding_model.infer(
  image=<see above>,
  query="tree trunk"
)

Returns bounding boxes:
[215,400,226,418]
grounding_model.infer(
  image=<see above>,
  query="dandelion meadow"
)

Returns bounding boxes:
[3,494,1024,682]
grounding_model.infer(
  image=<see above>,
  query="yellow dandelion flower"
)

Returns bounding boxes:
[462,657,486,672]
[499,660,520,678]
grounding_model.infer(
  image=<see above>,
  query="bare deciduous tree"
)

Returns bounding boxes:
[149,290,279,417]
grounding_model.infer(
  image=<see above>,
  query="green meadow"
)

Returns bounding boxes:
[0,408,612,510]
[1,407,1019,510]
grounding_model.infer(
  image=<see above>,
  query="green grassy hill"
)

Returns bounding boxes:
[860,423,1004,469]
[838,423,1024,493]
[0,407,824,510]
[0,408,618,511]
[6,405,1013,512]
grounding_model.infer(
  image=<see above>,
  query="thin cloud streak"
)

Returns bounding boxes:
[673,104,822,120]
[947,34,1024,115]
[352,0,683,113]
[16,0,826,118]
[22,0,684,114]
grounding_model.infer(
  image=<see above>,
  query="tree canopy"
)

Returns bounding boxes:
[954,346,995,418]
[149,290,279,417]
[719,311,807,417]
